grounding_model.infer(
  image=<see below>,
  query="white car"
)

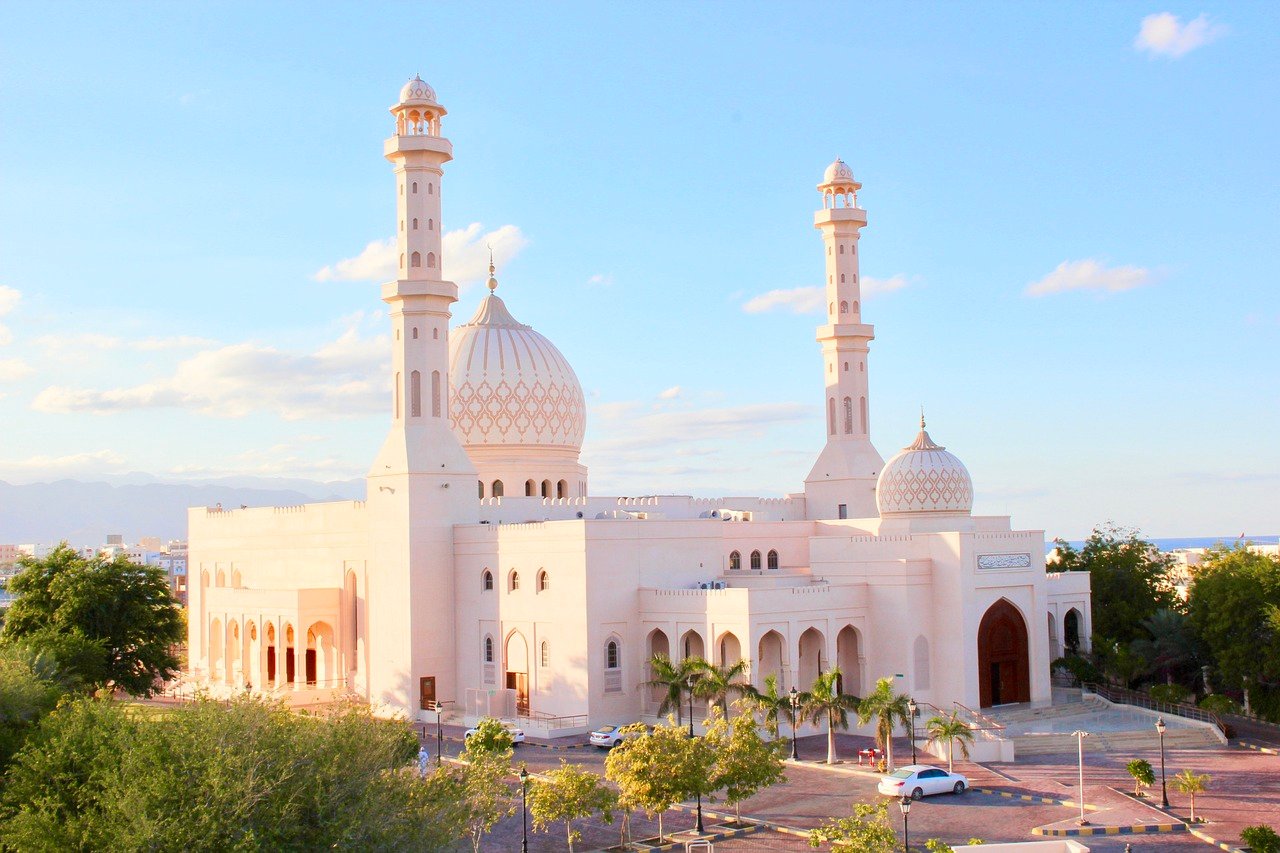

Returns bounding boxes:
[463,719,525,745]
[877,765,968,799]
[589,724,644,749]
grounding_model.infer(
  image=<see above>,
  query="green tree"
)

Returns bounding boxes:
[1126,758,1155,797]
[643,654,707,727]
[1173,769,1211,823]
[0,695,467,850]
[1053,524,1178,647]
[1187,544,1280,715]
[460,755,515,853]
[1241,824,1280,853]
[0,646,66,769]
[691,658,750,718]
[742,673,792,741]
[707,707,786,821]
[801,668,859,764]
[2,545,184,696]
[924,711,974,773]
[462,716,515,763]
[527,761,615,853]
[605,717,706,841]
[808,800,897,852]
[1129,608,1196,686]
[857,676,912,769]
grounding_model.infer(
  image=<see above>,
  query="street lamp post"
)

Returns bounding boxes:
[1072,730,1090,825]
[434,701,447,768]
[687,677,705,834]
[1155,717,1169,808]
[907,698,918,764]
[519,766,529,853]
[789,686,800,761]
[899,794,912,852]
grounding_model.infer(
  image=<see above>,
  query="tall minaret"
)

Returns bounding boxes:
[804,158,885,520]
[366,76,476,718]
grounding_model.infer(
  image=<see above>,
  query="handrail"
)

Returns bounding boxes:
[516,712,589,730]
[1084,682,1227,736]
[953,701,1006,732]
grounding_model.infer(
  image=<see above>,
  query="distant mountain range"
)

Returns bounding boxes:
[0,476,366,545]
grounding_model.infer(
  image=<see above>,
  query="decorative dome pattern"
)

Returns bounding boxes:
[399,74,437,104]
[876,423,974,515]
[448,292,586,449]
[823,157,856,185]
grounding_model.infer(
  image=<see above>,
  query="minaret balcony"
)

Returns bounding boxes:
[384,135,453,159]
[816,322,875,340]
[814,207,867,227]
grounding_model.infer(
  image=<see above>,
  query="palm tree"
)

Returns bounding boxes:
[691,658,750,718]
[856,676,912,769]
[801,668,860,764]
[925,711,975,773]
[1173,769,1211,822]
[643,654,705,726]
[742,674,790,741]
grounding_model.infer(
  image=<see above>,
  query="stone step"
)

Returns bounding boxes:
[1013,727,1221,756]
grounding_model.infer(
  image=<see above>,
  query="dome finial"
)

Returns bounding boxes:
[920,406,926,430]
[486,245,498,292]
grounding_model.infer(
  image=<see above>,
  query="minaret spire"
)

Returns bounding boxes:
[804,158,885,520]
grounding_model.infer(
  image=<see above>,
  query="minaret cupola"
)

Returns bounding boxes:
[819,157,861,209]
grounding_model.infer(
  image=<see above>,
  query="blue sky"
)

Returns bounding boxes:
[0,2,1275,539]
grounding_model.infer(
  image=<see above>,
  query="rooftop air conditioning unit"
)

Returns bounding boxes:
[711,581,727,590]
[698,582,712,590]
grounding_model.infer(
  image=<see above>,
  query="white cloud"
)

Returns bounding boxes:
[658,386,682,400]
[0,358,34,382]
[1025,259,1152,297]
[587,273,613,287]
[0,449,127,480]
[35,333,217,356]
[1135,12,1226,58]
[742,287,825,315]
[313,223,529,289]
[742,275,911,314]
[32,321,389,420]
[0,285,20,346]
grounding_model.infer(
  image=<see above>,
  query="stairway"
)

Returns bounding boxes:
[1012,726,1223,756]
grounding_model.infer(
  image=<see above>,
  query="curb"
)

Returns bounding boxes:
[1235,739,1279,755]
[1032,822,1185,837]
[972,787,1099,811]
[1188,825,1245,852]
[585,817,764,852]
[1111,787,1245,853]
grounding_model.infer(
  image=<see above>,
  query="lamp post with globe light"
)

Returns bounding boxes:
[1156,717,1169,808]
[899,794,912,852]
[519,766,529,853]
[789,686,800,761]
[1072,731,1090,825]
[907,697,918,764]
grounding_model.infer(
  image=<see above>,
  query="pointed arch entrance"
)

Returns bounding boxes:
[505,630,530,715]
[978,599,1030,707]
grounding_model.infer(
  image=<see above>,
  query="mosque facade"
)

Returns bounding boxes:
[186,77,1091,735]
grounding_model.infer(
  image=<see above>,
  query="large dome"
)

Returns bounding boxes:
[876,421,974,515]
[448,286,586,450]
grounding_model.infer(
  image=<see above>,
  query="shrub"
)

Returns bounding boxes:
[1149,684,1191,705]
[1198,694,1241,715]
[1242,824,1280,853]
[1052,655,1103,685]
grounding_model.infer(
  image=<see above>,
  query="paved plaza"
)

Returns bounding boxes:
[424,722,1280,851]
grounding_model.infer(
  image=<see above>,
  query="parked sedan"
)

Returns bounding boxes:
[589,724,646,749]
[877,765,968,799]
[463,719,526,745]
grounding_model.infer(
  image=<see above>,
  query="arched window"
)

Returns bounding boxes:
[557,479,567,499]
[729,550,741,571]
[840,300,848,314]
[540,640,550,668]
[428,218,434,230]
[828,301,834,315]
[525,479,535,496]
[767,549,779,570]
[853,300,859,314]
[477,480,484,499]
[843,397,853,434]
[400,219,404,232]
[399,253,404,270]
[410,370,421,417]
[432,327,438,340]
[484,636,494,663]
[412,218,418,230]
[411,251,421,268]
[412,181,418,193]
[428,182,434,195]
[412,327,419,339]
[606,640,620,670]
[492,480,504,498]
[827,397,836,436]
[509,571,519,591]
[750,550,761,571]
[840,244,845,254]
[483,570,493,591]
[541,480,551,498]
[860,396,868,433]
[840,274,845,283]
[537,570,549,592]
[427,252,436,268]
[395,372,401,419]
[843,361,849,372]
[431,370,441,416]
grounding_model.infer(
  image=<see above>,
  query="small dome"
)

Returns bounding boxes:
[823,157,856,186]
[399,74,437,104]
[876,422,973,515]
[448,281,586,451]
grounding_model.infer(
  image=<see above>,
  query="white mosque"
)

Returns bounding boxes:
[186,76,1091,736]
